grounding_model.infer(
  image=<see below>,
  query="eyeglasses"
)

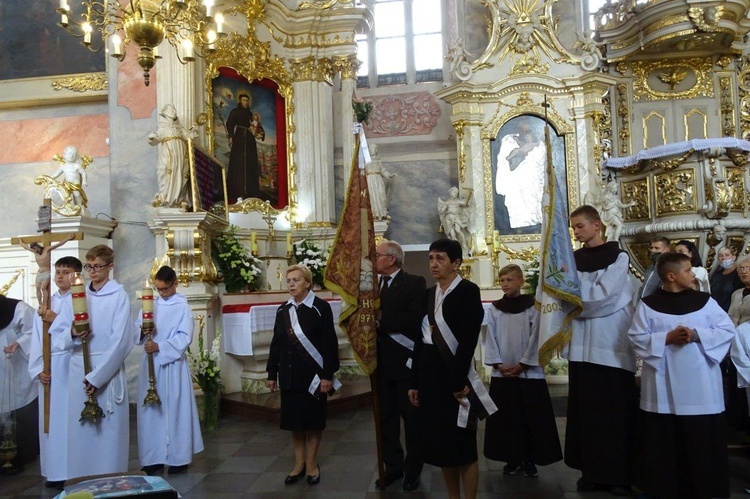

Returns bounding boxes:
[83,263,111,272]
[739,266,750,273]
[155,283,176,293]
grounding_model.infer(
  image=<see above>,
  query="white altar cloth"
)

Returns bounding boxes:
[605,138,750,169]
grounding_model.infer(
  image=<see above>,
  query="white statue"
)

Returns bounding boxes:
[148,104,196,209]
[366,143,396,220]
[438,187,473,254]
[35,145,91,217]
[444,37,472,82]
[599,180,635,244]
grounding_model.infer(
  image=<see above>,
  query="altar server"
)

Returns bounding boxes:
[409,239,497,499]
[136,266,203,475]
[67,245,133,479]
[28,256,81,489]
[0,294,38,475]
[630,251,734,499]
[565,205,637,496]
[482,264,562,478]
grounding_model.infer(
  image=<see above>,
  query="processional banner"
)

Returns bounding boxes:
[323,125,378,375]
[536,124,582,367]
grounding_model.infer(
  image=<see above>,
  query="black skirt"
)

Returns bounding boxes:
[279,389,327,431]
[483,377,562,465]
[635,410,728,499]
[564,361,637,486]
[418,344,477,468]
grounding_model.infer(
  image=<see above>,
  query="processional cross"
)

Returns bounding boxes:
[10,199,84,432]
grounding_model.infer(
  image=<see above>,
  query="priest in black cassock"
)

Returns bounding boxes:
[0,294,38,474]
[226,93,265,203]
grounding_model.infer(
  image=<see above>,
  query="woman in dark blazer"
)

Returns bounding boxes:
[409,239,492,499]
[267,265,339,486]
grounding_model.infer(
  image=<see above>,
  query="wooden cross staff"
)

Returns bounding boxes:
[10,199,84,433]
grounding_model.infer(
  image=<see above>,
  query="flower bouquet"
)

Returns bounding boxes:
[292,239,328,287]
[188,329,222,429]
[352,95,373,125]
[213,225,264,292]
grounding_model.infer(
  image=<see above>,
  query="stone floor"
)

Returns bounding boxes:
[3,391,750,498]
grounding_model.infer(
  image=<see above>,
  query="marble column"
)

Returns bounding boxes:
[155,41,203,130]
[338,56,359,186]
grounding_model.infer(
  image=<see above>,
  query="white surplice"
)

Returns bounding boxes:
[629,297,735,415]
[484,305,545,379]
[28,290,72,481]
[1,299,37,412]
[67,280,133,479]
[136,292,203,467]
[569,252,637,372]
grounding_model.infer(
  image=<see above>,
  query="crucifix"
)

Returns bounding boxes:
[10,199,84,433]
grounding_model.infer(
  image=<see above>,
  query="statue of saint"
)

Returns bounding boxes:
[438,187,473,254]
[599,180,635,244]
[365,143,396,220]
[148,104,196,209]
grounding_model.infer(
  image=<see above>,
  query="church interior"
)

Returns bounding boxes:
[4,0,750,496]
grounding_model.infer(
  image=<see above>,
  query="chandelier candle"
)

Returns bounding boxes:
[70,273,105,424]
[142,281,161,406]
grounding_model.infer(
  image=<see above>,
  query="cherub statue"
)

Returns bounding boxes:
[35,146,91,217]
[599,180,635,244]
[366,143,396,220]
[17,234,75,314]
[438,187,474,255]
[148,104,197,209]
[444,37,472,82]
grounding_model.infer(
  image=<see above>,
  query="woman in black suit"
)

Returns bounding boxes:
[267,265,339,486]
[408,239,493,499]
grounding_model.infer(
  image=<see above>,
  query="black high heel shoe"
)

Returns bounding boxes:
[307,465,321,485]
[284,465,306,485]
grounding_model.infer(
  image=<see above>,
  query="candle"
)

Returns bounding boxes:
[251,232,258,253]
[111,34,122,57]
[59,0,68,10]
[61,13,69,26]
[83,23,92,45]
[142,280,154,329]
[207,29,217,51]
[203,0,214,17]
[181,39,194,61]
[215,12,225,34]
[287,233,293,254]
[70,273,89,334]
[153,46,160,59]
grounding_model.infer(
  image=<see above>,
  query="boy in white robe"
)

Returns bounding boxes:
[566,205,637,496]
[28,256,81,489]
[482,264,562,478]
[629,251,734,499]
[0,295,38,475]
[67,245,133,479]
[136,266,203,475]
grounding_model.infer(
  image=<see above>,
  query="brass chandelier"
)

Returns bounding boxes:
[56,0,227,86]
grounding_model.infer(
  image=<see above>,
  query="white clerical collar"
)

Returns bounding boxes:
[287,290,316,308]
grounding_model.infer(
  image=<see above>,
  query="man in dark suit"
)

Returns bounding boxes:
[375,240,426,491]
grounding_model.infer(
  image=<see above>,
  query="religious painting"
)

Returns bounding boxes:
[210,68,288,209]
[0,1,105,80]
[491,114,567,236]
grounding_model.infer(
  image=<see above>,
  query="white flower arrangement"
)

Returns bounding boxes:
[293,238,328,286]
[213,225,264,292]
[188,330,223,393]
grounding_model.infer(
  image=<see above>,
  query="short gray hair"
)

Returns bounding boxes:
[381,240,404,267]
[736,254,750,268]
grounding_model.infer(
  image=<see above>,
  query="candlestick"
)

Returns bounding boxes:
[69,273,105,424]
[141,279,160,406]
[251,231,258,256]
[286,233,293,257]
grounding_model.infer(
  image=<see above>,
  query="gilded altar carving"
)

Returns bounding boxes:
[631,58,713,101]
[165,228,218,286]
[616,83,631,155]
[471,0,575,72]
[297,0,354,10]
[52,72,108,92]
[228,198,282,215]
[621,178,651,221]
[688,6,724,32]
[289,57,335,84]
[620,150,693,175]
[332,55,360,80]
[654,169,697,216]
[717,56,732,69]
[454,120,468,183]
[683,108,707,141]
[726,167,746,212]
[719,77,737,137]
[737,55,750,140]
[626,241,655,272]
[642,110,666,149]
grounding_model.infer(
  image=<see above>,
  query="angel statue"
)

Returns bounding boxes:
[575,30,605,71]
[438,187,474,255]
[444,37,472,82]
[34,145,91,217]
[598,180,635,244]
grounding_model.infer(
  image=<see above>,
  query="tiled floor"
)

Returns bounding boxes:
[3,398,750,498]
